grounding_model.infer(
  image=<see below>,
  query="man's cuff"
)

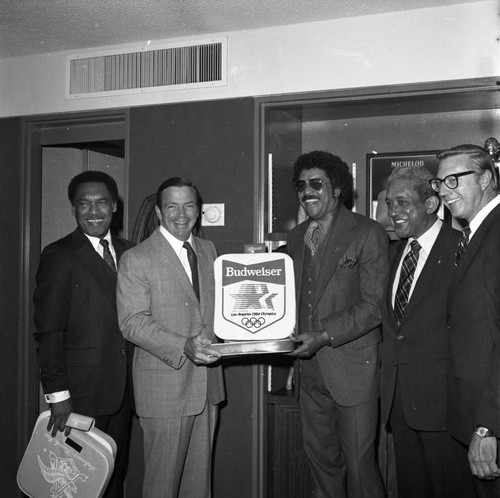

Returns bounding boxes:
[320,330,333,347]
[44,390,70,404]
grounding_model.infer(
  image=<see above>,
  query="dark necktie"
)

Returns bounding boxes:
[99,239,116,273]
[455,226,471,266]
[394,239,421,323]
[183,242,200,301]
[304,221,319,257]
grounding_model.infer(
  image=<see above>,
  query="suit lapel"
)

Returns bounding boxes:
[313,206,356,309]
[290,223,307,293]
[71,229,117,306]
[112,235,127,261]
[447,204,500,314]
[289,222,307,331]
[150,229,200,305]
[401,225,453,324]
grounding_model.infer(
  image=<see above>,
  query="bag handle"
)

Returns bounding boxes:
[66,412,95,432]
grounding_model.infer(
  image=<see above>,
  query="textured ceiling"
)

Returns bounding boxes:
[0,0,482,59]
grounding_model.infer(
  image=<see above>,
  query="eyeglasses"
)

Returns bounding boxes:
[429,170,477,192]
[295,178,324,193]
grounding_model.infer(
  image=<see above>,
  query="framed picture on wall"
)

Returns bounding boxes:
[366,150,450,238]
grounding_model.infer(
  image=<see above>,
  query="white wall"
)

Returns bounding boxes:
[0,1,498,118]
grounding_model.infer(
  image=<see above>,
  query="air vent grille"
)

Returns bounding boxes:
[67,38,226,98]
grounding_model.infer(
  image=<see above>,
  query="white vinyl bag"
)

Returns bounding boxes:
[17,410,116,498]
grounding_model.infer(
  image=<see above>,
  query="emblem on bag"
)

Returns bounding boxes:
[38,450,88,498]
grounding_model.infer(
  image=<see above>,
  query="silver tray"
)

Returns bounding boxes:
[212,338,295,356]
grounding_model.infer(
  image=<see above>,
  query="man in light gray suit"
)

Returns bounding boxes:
[117,177,225,498]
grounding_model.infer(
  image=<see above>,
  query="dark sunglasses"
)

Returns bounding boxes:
[295,178,324,193]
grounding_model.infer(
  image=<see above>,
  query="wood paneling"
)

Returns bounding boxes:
[0,117,24,496]
[128,98,258,497]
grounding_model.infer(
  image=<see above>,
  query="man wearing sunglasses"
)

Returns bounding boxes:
[434,144,500,496]
[287,150,388,498]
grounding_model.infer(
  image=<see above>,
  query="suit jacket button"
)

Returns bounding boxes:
[121,348,126,355]
[396,334,404,341]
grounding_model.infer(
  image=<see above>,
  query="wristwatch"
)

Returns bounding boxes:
[475,426,494,438]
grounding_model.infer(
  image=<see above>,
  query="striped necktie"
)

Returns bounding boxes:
[455,226,471,266]
[394,239,421,323]
[304,221,319,257]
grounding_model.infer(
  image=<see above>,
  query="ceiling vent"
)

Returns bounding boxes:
[66,37,226,99]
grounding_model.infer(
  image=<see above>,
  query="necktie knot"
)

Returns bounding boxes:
[409,239,421,255]
[183,242,200,301]
[99,238,116,272]
[304,221,320,256]
[183,241,195,258]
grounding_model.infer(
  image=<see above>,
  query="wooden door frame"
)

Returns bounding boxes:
[18,109,129,461]
[254,76,500,497]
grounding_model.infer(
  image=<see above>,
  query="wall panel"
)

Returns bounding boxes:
[128,97,257,497]
[0,117,23,495]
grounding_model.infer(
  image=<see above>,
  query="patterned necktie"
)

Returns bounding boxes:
[183,242,200,301]
[455,226,471,266]
[99,239,116,272]
[304,221,319,257]
[394,239,421,323]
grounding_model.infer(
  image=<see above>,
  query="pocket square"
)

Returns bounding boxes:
[337,256,358,270]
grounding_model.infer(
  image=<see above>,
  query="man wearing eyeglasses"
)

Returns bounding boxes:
[381,166,473,497]
[433,144,500,496]
[287,150,388,498]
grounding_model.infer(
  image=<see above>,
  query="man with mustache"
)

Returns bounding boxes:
[381,166,473,497]
[287,150,388,498]
[33,170,134,498]
[432,144,500,496]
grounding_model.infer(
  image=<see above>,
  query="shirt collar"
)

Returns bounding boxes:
[469,195,500,238]
[409,218,442,255]
[83,230,112,251]
[315,202,341,237]
[159,225,194,254]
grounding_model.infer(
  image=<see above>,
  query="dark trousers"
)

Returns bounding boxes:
[299,357,385,498]
[472,473,500,498]
[390,381,475,498]
[94,383,133,498]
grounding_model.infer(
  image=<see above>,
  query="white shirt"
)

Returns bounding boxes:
[83,231,117,265]
[158,225,195,284]
[392,218,442,307]
[469,194,500,239]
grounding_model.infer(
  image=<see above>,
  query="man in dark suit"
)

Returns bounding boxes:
[433,144,500,496]
[287,150,388,498]
[381,166,473,497]
[117,177,224,498]
[33,170,134,498]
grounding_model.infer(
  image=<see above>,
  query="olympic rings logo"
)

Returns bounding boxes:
[241,317,266,328]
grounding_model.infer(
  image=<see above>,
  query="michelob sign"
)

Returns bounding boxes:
[214,253,296,341]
